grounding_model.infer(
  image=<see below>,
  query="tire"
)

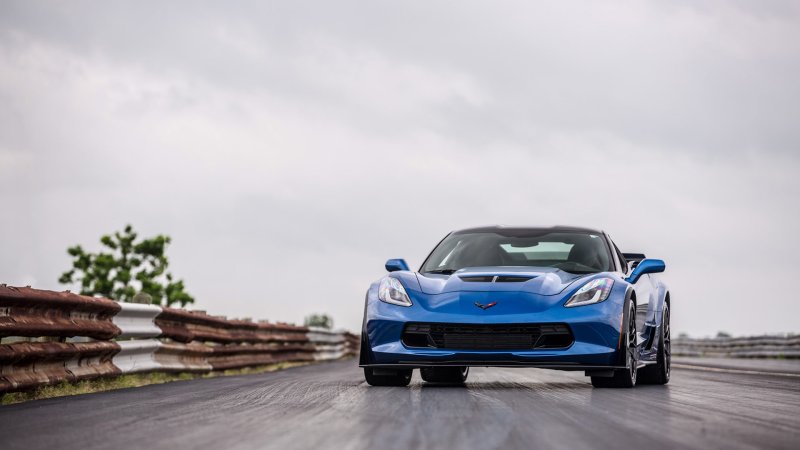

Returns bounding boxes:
[364,367,412,386]
[592,302,638,388]
[420,366,469,384]
[639,304,671,385]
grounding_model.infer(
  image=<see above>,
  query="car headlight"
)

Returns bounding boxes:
[564,278,614,307]
[378,276,413,307]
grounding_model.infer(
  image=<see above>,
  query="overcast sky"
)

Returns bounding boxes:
[1,1,798,336]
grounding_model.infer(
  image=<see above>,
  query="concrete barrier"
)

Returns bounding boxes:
[308,327,346,344]
[313,347,346,361]
[113,339,162,373]
[308,327,349,360]
[114,303,163,339]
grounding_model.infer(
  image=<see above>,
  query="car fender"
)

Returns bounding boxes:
[617,285,636,367]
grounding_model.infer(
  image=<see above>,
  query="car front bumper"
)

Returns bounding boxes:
[360,292,627,370]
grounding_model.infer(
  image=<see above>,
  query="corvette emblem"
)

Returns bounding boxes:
[474,301,497,310]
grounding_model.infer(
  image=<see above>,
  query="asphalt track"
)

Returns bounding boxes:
[1,358,798,450]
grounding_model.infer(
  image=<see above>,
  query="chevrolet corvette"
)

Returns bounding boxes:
[359,226,670,388]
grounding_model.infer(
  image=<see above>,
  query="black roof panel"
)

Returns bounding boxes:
[451,225,605,236]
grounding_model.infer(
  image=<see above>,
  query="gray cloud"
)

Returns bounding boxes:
[1,1,798,336]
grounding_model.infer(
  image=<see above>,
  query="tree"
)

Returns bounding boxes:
[59,225,194,306]
[304,313,333,329]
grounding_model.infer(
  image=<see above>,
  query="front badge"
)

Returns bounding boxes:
[474,301,497,310]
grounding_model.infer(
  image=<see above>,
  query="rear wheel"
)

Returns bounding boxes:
[639,304,671,385]
[420,366,469,384]
[363,368,412,386]
[592,302,638,388]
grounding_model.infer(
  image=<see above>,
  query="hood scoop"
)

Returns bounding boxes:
[458,275,536,283]
[496,275,536,282]
[417,267,586,296]
[458,275,495,282]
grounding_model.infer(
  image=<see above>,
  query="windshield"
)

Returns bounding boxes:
[420,230,613,275]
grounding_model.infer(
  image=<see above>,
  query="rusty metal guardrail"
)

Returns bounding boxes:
[0,341,120,392]
[673,335,800,359]
[0,285,360,394]
[0,285,120,340]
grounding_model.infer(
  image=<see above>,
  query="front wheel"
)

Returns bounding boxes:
[592,302,638,388]
[364,368,412,386]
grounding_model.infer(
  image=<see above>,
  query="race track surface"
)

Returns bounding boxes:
[1,358,798,450]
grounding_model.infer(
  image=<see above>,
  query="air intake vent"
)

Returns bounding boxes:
[495,275,534,282]
[458,275,495,282]
[458,275,535,283]
[402,323,574,350]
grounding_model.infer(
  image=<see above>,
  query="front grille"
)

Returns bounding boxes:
[402,322,573,350]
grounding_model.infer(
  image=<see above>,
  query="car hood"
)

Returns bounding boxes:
[414,266,588,296]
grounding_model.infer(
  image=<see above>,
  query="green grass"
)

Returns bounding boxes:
[1,361,308,405]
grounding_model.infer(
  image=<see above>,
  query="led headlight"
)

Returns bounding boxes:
[378,276,413,307]
[564,278,614,307]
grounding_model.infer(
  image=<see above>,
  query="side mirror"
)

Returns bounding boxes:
[625,258,665,284]
[385,258,410,272]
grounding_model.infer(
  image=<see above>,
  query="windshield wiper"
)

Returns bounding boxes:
[424,269,457,275]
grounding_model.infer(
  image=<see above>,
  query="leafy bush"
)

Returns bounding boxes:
[59,225,194,306]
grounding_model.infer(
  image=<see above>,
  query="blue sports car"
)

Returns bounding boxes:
[359,226,670,388]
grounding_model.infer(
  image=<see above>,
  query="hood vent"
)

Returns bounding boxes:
[495,275,535,283]
[459,275,495,282]
[458,275,535,283]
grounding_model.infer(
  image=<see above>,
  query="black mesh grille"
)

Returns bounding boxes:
[402,323,573,350]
